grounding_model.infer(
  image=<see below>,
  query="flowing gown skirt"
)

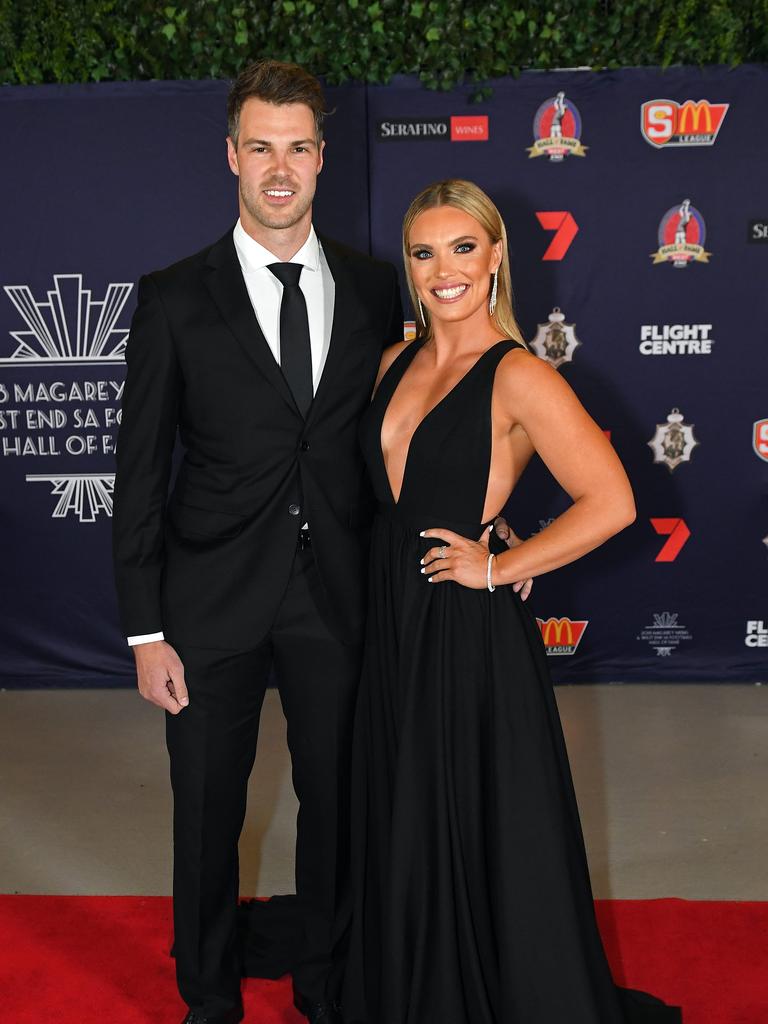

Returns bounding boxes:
[341,509,680,1024]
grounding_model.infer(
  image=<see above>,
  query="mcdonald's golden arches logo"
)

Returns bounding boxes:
[536,617,589,656]
[641,99,729,148]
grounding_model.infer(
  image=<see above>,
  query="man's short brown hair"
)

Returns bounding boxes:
[227,60,328,146]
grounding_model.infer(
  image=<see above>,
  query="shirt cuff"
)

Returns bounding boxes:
[127,632,165,647]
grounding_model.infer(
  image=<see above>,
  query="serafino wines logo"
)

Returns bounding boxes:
[2,274,132,364]
[651,200,711,268]
[377,116,489,142]
[641,99,728,148]
[528,92,587,161]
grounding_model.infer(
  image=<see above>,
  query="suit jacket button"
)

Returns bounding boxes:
[288,504,301,516]
[300,440,310,451]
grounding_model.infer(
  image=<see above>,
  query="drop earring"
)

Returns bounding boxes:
[489,270,498,317]
[418,297,427,327]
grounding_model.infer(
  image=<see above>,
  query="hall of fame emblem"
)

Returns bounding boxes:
[26,473,115,522]
[651,200,711,268]
[528,92,587,161]
[636,611,692,658]
[648,408,699,471]
[530,308,581,369]
[2,273,132,364]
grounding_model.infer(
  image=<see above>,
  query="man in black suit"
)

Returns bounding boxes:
[113,60,402,1024]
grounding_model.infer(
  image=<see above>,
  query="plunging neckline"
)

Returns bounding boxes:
[379,338,513,506]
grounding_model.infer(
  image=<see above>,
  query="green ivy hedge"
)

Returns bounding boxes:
[1,0,766,88]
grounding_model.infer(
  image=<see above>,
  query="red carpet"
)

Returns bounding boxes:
[0,896,764,1023]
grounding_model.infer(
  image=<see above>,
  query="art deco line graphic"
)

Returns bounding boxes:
[3,274,132,364]
[26,474,115,522]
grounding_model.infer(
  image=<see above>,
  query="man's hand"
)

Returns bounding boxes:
[493,517,534,601]
[133,640,189,714]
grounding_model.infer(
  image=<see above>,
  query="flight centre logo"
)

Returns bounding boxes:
[527,92,587,161]
[530,308,581,368]
[537,617,589,656]
[641,99,729,148]
[377,116,489,142]
[651,200,711,268]
[639,323,714,356]
[745,621,768,648]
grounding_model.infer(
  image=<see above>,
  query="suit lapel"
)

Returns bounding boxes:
[202,230,300,415]
[307,236,368,428]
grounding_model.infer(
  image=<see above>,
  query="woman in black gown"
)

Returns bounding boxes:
[341,179,681,1024]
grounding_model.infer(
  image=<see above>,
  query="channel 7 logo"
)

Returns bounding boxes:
[650,518,691,562]
[536,211,579,260]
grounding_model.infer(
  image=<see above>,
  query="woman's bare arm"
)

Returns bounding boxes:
[492,350,635,585]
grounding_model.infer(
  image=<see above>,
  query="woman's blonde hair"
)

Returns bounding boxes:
[402,178,524,346]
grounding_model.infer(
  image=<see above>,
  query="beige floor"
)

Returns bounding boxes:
[0,685,765,900]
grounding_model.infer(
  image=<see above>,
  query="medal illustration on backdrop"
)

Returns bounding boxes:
[530,307,581,368]
[528,92,587,161]
[648,408,699,471]
[651,200,711,268]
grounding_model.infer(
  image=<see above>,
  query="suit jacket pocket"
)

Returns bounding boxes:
[168,502,248,540]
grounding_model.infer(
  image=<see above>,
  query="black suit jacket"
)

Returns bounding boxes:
[112,228,403,648]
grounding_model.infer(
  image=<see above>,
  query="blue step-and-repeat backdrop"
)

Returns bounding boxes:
[1,66,765,686]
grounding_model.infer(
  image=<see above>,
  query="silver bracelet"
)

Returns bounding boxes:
[487,553,496,592]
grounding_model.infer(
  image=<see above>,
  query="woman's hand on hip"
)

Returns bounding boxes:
[420,529,490,589]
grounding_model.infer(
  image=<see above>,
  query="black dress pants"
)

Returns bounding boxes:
[166,545,362,1017]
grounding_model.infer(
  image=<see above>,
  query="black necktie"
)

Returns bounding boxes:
[268,262,313,417]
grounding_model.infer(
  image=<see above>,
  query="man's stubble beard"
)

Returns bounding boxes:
[240,178,315,231]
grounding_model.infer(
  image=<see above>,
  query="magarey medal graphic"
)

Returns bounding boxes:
[528,93,587,161]
[648,408,699,472]
[530,308,581,368]
[651,200,711,268]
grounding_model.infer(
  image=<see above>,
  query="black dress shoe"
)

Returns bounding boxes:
[293,992,343,1024]
[181,1007,244,1024]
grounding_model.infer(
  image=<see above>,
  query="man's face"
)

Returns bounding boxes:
[227,98,324,232]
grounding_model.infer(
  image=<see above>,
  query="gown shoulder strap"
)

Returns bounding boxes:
[374,337,426,400]
[478,338,527,372]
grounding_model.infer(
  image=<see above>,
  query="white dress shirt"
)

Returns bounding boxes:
[127,220,336,648]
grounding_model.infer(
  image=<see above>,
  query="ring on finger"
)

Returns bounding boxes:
[439,545,447,559]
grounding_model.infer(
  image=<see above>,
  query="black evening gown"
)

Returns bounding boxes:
[341,339,681,1024]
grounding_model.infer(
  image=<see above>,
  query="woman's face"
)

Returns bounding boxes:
[407,205,502,329]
